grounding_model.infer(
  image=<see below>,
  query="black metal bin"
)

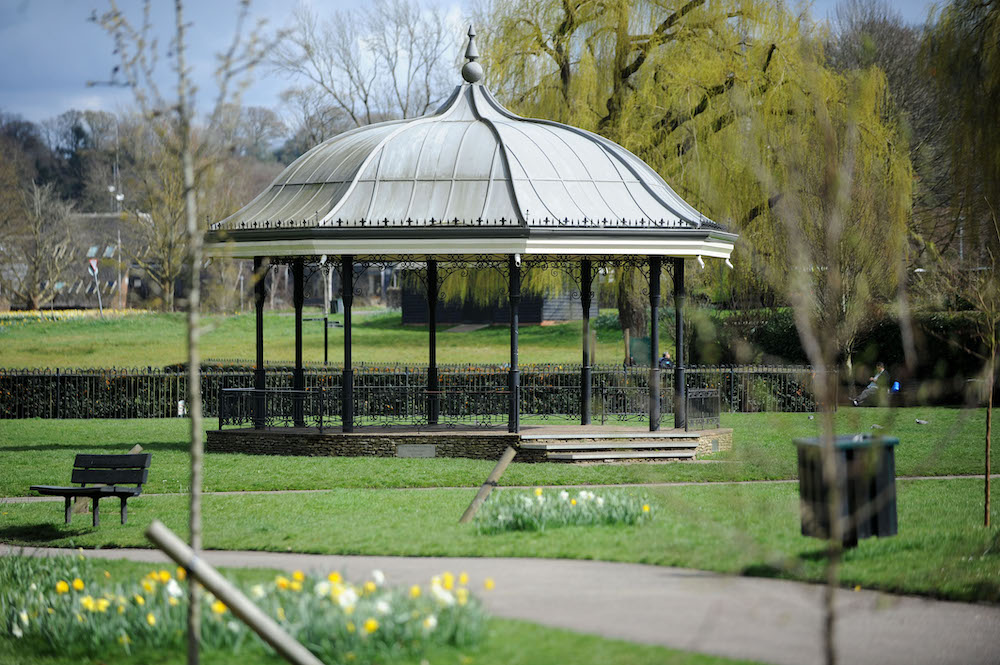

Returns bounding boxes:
[794,434,899,548]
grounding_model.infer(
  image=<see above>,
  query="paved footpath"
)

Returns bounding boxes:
[4,545,998,665]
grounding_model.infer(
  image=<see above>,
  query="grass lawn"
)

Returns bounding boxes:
[0,309,632,368]
[2,480,997,603]
[0,408,994,498]
[0,557,754,665]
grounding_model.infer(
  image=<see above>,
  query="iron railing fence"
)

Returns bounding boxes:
[0,364,823,421]
[219,388,337,431]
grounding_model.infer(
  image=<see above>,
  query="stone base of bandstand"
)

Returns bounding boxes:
[205,425,733,463]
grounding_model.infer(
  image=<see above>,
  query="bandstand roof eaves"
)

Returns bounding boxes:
[202,225,738,261]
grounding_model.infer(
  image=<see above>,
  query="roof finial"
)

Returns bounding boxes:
[462,24,483,84]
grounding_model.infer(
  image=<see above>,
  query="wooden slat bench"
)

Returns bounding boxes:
[30,453,151,527]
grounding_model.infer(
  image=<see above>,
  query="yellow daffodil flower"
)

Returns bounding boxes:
[327,571,342,584]
[211,600,227,614]
[346,621,355,633]
[642,504,650,513]
[363,618,378,635]
[96,598,110,613]
[363,581,376,594]
[458,572,469,586]
[72,578,84,591]
[103,570,111,579]
[169,597,179,607]
[409,585,421,598]
[55,580,69,594]
[456,588,469,606]
[484,578,495,591]
[176,567,187,581]
[146,612,156,626]
[292,570,305,582]
[290,580,302,592]
[534,487,543,496]
[275,576,290,590]
[442,572,454,590]
[158,570,171,583]
[80,596,96,611]
[134,594,145,606]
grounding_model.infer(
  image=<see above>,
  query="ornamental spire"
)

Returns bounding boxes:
[461,24,483,84]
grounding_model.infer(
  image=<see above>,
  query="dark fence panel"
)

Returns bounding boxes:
[0,363,821,421]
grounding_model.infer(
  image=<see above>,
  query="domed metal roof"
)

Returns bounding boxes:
[207,26,735,260]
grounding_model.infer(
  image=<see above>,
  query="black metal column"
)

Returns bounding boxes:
[649,256,662,432]
[253,256,267,429]
[674,257,686,429]
[427,259,440,425]
[342,256,354,433]
[508,255,521,433]
[292,258,305,427]
[580,259,593,426]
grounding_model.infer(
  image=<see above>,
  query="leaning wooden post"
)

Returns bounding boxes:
[146,520,324,665]
[459,446,517,523]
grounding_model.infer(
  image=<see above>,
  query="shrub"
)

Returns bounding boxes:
[475,488,652,534]
[0,553,488,664]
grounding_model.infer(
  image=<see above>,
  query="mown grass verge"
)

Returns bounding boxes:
[0,408,994,498]
[1,480,997,603]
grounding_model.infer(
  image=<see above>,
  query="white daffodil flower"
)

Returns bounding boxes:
[250,584,265,599]
[337,587,359,609]
[375,599,390,615]
[372,570,385,586]
[314,581,331,597]
[166,579,184,598]
[423,614,438,631]
[559,490,569,501]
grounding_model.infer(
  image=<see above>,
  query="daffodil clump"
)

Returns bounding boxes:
[1,554,490,664]
[476,488,653,533]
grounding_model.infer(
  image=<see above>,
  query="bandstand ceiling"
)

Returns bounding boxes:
[205,28,737,261]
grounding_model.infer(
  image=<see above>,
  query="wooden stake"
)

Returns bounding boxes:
[459,446,517,524]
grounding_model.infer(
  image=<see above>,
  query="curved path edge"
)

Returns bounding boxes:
[3,545,998,665]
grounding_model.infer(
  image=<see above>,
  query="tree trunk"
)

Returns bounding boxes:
[616,269,648,342]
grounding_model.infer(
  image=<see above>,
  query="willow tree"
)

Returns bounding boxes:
[924,0,1000,527]
[478,0,911,353]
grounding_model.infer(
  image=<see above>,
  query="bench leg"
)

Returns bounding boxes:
[64,497,72,524]
[120,497,128,525]
[92,498,100,528]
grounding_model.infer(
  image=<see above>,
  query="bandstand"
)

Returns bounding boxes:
[204,27,737,462]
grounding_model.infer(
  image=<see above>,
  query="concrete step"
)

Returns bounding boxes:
[547,450,696,461]
[521,431,703,440]
[521,440,697,451]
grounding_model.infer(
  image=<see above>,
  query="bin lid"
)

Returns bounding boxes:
[794,434,900,449]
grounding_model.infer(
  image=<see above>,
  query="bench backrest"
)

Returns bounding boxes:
[71,454,151,488]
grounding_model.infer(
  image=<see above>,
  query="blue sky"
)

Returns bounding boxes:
[0,0,939,124]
